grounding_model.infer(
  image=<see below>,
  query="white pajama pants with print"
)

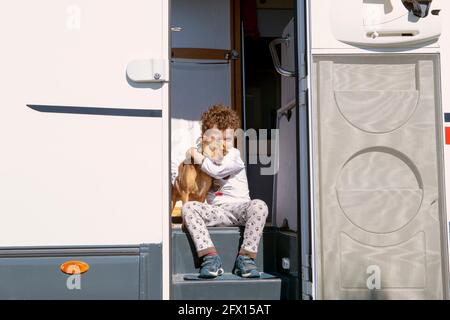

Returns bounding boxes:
[182,199,269,258]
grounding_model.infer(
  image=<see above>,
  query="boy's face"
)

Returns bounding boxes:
[223,128,235,151]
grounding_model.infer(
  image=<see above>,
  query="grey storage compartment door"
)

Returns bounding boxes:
[0,254,140,299]
[312,55,448,300]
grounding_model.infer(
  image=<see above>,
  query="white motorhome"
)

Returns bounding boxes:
[0,0,449,300]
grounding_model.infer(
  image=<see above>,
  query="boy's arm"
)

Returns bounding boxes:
[200,149,245,179]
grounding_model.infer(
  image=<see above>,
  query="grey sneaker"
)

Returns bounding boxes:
[199,254,224,279]
[233,255,260,278]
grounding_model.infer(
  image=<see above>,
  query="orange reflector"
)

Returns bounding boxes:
[60,261,90,275]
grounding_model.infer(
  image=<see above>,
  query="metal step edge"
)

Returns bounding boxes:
[172,273,282,283]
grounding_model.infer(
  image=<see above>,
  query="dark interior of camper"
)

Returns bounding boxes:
[170,0,302,300]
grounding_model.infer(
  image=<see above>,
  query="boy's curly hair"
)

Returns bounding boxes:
[201,104,241,134]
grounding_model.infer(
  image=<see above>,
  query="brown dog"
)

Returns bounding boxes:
[171,139,224,217]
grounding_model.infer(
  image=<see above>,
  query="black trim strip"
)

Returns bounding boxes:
[27,104,162,118]
[0,246,141,258]
[445,113,450,123]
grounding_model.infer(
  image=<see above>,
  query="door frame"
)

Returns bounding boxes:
[231,0,243,123]
[168,0,242,299]
[294,0,313,300]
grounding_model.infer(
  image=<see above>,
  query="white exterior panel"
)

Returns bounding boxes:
[0,1,169,247]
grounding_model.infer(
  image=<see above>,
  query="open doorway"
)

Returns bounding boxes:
[169,0,298,300]
[242,0,294,225]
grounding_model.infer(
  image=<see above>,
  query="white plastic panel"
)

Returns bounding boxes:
[312,55,446,299]
[0,0,169,246]
[311,0,442,50]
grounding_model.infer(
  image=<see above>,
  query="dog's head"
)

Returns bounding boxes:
[200,126,236,164]
[201,139,225,163]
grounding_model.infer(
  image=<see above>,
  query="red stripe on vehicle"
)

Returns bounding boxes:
[446,127,450,145]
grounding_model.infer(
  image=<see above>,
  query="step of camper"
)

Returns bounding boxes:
[172,226,277,275]
[172,273,282,300]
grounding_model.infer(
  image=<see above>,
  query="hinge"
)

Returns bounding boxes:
[299,75,308,91]
[302,279,313,300]
[301,254,313,300]
[299,90,307,106]
[229,49,240,60]
[298,79,308,107]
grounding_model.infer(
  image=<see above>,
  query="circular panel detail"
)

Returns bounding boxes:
[336,148,423,234]
[334,90,419,134]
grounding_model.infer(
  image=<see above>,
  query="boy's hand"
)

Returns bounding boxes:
[185,147,205,165]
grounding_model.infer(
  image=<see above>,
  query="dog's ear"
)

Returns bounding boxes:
[196,136,203,154]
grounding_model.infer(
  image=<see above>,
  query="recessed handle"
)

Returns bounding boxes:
[269,37,296,78]
[367,30,420,39]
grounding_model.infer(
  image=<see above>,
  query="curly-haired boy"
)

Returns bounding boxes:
[183,104,269,278]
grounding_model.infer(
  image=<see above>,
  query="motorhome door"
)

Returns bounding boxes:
[309,0,449,300]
